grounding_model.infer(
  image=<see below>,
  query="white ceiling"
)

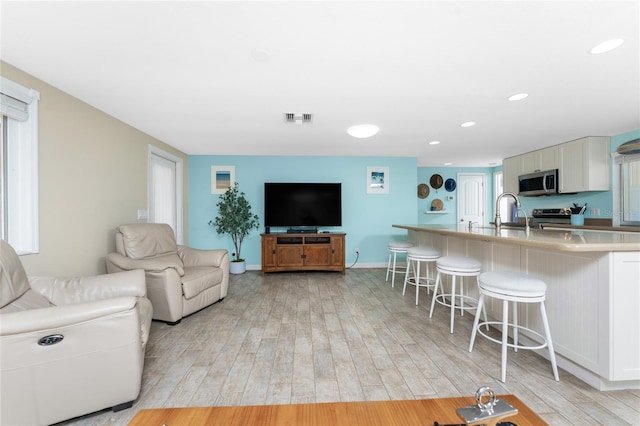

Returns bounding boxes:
[1,1,638,166]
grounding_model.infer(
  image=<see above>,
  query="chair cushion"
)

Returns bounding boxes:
[118,223,178,260]
[436,256,481,272]
[407,246,440,259]
[1,240,31,308]
[479,271,547,297]
[181,266,223,300]
[388,241,413,250]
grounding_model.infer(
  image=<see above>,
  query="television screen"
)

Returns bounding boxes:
[264,183,342,228]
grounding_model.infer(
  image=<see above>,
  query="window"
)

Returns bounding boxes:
[148,146,183,243]
[620,154,640,226]
[493,170,515,222]
[1,77,40,254]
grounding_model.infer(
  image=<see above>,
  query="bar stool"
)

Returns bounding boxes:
[402,246,440,305]
[386,241,413,288]
[468,271,559,383]
[429,256,487,334]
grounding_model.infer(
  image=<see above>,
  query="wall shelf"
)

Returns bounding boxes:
[425,211,451,214]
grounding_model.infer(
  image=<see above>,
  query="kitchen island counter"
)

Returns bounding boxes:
[393,224,640,252]
[393,224,640,391]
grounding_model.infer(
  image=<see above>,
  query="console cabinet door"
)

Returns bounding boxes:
[277,245,304,267]
[330,235,345,266]
[304,245,332,266]
[262,236,277,268]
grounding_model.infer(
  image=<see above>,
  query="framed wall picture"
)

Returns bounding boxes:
[367,166,389,194]
[211,165,235,194]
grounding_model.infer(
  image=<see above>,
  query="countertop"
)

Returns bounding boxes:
[540,223,640,233]
[392,224,640,252]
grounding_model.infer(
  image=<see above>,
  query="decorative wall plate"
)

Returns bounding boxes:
[417,183,430,199]
[445,178,457,192]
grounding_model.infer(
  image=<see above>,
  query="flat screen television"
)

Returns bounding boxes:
[264,183,342,230]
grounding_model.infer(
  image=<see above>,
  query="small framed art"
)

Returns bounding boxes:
[366,166,389,194]
[211,165,235,194]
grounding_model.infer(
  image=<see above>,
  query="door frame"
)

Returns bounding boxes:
[456,172,486,226]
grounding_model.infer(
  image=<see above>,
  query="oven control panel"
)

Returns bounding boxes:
[532,208,572,218]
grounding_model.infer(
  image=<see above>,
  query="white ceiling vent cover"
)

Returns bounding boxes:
[284,113,313,125]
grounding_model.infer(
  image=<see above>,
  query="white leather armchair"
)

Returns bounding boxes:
[0,239,153,426]
[106,223,229,324]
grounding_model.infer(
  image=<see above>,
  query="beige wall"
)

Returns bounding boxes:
[1,62,188,277]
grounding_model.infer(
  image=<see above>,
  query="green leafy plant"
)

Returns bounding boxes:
[209,183,259,262]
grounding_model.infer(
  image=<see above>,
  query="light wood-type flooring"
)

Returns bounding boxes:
[60,269,639,425]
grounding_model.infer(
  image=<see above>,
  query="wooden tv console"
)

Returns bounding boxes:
[261,233,346,274]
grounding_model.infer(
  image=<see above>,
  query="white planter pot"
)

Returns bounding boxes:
[229,260,246,275]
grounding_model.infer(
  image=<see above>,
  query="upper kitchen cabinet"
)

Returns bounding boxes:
[502,156,521,193]
[503,136,610,196]
[521,146,559,174]
[559,136,610,193]
[503,145,558,193]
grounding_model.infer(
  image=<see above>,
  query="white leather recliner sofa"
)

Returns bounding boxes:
[106,223,229,324]
[0,239,153,426]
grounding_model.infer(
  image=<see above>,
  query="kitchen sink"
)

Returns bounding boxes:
[474,224,533,230]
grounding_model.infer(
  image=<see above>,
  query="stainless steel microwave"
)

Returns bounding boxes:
[518,169,559,196]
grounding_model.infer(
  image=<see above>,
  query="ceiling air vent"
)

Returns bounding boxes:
[284,113,313,125]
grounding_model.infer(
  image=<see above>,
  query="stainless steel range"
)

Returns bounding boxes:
[532,207,572,225]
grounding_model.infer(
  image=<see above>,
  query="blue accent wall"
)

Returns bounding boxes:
[188,130,639,267]
[416,167,495,225]
[188,156,417,268]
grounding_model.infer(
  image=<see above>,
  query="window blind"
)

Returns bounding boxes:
[0,93,29,121]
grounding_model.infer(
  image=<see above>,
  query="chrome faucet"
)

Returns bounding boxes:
[494,192,521,228]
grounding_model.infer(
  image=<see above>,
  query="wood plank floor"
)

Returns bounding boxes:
[59,269,640,425]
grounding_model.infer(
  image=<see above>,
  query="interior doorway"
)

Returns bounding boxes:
[457,173,485,226]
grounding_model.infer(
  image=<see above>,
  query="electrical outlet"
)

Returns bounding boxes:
[590,208,600,216]
[355,248,360,255]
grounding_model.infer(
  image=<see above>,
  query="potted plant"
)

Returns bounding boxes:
[209,182,260,274]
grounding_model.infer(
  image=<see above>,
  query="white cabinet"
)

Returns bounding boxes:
[504,146,559,195]
[539,145,559,171]
[520,146,559,174]
[520,151,538,174]
[502,156,521,194]
[610,252,640,381]
[502,137,609,195]
[559,136,610,193]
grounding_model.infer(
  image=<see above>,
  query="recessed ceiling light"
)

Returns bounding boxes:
[460,122,476,128]
[590,38,624,55]
[508,93,529,101]
[347,124,379,138]
[429,140,441,145]
[444,162,452,166]
[251,48,271,61]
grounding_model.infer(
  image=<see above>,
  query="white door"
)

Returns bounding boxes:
[457,173,485,226]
